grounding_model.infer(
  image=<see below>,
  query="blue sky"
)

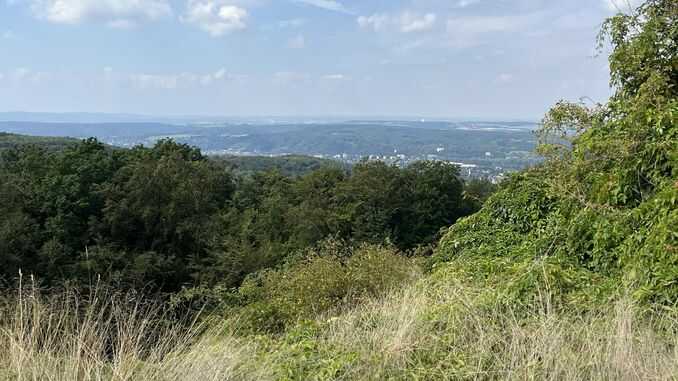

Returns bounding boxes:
[0,0,641,119]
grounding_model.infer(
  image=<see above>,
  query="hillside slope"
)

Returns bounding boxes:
[433,0,677,306]
[212,1,677,377]
[0,1,675,380]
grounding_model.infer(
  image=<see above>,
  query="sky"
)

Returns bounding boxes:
[0,0,642,119]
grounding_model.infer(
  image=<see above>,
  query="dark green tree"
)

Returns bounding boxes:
[401,161,465,247]
[99,140,234,288]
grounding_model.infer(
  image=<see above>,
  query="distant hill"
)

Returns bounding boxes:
[0,112,196,124]
[0,118,538,182]
[0,132,343,177]
[0,132,79,151]
[0,121,188,138]
[0,120,539,179]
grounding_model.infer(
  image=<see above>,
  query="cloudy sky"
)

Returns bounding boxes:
[0,0,640,119]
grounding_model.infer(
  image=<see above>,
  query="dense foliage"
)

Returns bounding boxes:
[433,0,677,305]
[230,240,420,333]
[0,138,475,290]
[214,154,348,177]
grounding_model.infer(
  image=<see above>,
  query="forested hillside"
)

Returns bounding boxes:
[0,1,676,380]
[0,132,78,151]
[0,137,478,290]
[0,132,344,177]
[0,119,538,179]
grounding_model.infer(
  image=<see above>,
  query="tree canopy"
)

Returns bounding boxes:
[0,138,478,290]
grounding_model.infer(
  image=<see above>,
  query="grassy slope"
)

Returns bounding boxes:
[2,275,676,380]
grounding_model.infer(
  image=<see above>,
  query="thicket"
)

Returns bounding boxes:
[432,0,677,306]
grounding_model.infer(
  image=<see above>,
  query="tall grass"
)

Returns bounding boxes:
[314,280,678,380]
[0,275,265,381]
[1,274,676,380]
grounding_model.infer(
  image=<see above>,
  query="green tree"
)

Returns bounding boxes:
[338,161,408,245]
[99,140,234,288]
[0,139,122,281]
[401,161,465,247]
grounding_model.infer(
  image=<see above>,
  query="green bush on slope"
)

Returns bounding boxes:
[232,241,420,333]
[433,0,677,305]
[430,173,619,310]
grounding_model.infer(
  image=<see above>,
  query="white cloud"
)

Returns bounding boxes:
[446,12,544,43]
[131,73,179,89]
[200,67,229,84]
[103,66,114,80]
[448,16,520,35]
[182,1,248,36]
[456,0,480,8]
[358,11,437,33]
[497,73,514,83]
[393,37,431,53]
[130,68,231,89]
[292,0,349,14]
[2,30,15,39]
[274,71,310,84]
[107,19,136,29]
[278,18,305,28]
[357,14,389,32]
[28,0,172,25]
[287,34,305,49]
[399,12,436,33]
[13,68,30,81]
[7,67,49,84]
[322,74,347,80]
[213,68,226,79]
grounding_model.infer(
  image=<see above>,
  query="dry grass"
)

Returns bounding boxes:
[0,276,266,381]
[311,278,678,380]
[1,274,676,380]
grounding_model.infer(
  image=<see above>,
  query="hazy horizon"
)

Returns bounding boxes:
[0,110,541,123]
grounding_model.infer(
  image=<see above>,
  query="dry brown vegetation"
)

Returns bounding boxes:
[1,275,676,381]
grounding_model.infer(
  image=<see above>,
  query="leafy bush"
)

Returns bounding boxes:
[433,0,678,305]
[234,241,420,332]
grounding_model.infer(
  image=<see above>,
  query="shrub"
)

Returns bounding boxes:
[234,242,420,332]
